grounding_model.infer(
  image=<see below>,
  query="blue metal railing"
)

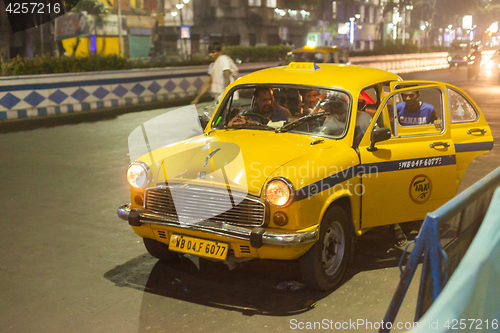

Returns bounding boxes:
[380,166,500,333]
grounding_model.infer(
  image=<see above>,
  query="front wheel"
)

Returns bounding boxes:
[143,238,180,262]
[300,205,352,291]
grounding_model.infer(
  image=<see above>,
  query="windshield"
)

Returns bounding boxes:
[449,43,470,54]
[211,85,352,139]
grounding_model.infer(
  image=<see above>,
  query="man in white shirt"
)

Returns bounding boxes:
[191,42,239,104]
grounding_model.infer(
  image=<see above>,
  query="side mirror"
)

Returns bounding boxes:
[367,127,391,152]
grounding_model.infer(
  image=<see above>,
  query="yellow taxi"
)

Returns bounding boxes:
[118,62,493,291]
[284,46,349,65]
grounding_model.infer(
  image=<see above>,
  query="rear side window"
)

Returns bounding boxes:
[447,88,478,123]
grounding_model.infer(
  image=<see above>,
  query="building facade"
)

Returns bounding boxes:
[2,0,419,60]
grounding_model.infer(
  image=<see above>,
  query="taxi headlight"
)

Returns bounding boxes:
[126,162,151,188]
[265,178,294,208]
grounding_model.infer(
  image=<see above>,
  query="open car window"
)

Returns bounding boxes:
[374,86,445,137]
[211,85,352,139]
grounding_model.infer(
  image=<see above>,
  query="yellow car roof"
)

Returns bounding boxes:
[232,63,401,94]
[292,46,344,53]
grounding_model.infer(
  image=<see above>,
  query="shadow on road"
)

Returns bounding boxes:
[105,254,329,316]
[104,224,419,318]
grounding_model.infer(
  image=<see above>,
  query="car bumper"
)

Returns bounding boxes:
[117,204,319,247]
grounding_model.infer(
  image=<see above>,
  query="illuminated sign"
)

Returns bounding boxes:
[462,15,473,30]
[180,25,190,39]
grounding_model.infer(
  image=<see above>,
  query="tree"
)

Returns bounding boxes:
[412,0,439,46]
[476,2,500,24]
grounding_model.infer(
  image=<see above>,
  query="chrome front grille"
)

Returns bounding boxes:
[144,183,266,227]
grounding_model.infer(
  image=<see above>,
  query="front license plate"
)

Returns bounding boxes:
[169,234,228,260]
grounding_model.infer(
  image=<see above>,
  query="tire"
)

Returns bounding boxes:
[300,205,352,291]
[143,238,180,262]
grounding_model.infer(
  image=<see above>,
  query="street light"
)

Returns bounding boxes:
[349,15,360,50]
[174,0,190,60]
[349,17,355,46]
[402,4,413,45]
[117,0,124,56]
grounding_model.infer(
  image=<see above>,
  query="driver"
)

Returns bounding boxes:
[229,87,290,125]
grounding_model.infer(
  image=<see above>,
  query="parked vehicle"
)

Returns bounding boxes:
[118,62,493,291]
[284,46,349,65]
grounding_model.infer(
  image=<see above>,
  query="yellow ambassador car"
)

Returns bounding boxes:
[284,46,349,65]
[118,62,493,291]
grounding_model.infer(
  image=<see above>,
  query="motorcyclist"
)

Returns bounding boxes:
[467,45,482,80]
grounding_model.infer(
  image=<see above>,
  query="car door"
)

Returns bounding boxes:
[357,83,459,229]
[446,85,494,184]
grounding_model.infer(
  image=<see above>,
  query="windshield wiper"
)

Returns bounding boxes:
[225,122,273,130]
[276,111,330,133]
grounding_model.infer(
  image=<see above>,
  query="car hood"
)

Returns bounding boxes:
[137,130,333,196]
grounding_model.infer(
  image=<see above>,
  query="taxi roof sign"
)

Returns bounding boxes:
[285,62,320,71]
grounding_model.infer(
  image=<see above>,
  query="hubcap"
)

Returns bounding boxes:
[321,221,345,277]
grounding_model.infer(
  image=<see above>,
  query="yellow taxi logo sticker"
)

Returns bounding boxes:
[410,175,432,204]
[285,62,320,71]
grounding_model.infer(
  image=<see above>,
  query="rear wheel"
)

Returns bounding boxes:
[143,238,180,262]
[300,205,352,291]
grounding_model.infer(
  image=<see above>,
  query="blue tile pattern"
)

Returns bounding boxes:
[24,91,45,107]
[0,67,216,120]
[0,93,21,109]
[131,83,145,96]
[164,81,177,92]
[179,79,190,91]
[92,87,109,99]
[148,82,161,93]
[113,85,128,98]
[193,78,204,89]
[49,90,69,104]
[71,88,90,102]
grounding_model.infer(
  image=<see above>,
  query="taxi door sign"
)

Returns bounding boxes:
[285,62,320,71]
[409,174,432,204]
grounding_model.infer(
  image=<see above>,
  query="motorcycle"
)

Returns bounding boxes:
[467,53,482,80]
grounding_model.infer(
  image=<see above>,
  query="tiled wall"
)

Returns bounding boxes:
[0,66,209,120]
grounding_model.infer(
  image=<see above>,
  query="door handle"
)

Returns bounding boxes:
[430,142,450,149]
[467,128,487,134]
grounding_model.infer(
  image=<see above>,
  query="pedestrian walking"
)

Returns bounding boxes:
[191,42,239,105]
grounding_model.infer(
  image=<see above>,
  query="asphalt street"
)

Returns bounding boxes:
[0,67,498,333]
